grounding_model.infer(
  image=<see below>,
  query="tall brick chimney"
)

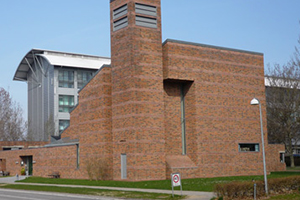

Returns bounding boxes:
[110,0,165,180]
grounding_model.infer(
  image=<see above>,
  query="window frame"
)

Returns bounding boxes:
[58,95,75,113]
[238,143,260,152]
[58,70,74,88]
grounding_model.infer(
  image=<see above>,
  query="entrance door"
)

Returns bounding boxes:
[20,156,33,176]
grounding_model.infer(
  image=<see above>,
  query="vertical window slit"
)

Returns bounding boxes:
[180,84,186,155]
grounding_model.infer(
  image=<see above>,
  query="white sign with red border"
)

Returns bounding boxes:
[171,173,182,197]
[171,173,181,187]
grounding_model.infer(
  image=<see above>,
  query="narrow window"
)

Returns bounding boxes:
[280,152,285,163]
[76,144,80,169]
[239,143,259,152]
[121,154,127,179]
[180,84,186,155]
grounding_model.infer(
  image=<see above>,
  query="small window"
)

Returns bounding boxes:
[280,152,285,163]
[58,70,74,88]
[239,143,259,152]
[59,95,74,113]
[59,120,70,133]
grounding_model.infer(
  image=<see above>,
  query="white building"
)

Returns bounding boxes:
[13,49,110,141]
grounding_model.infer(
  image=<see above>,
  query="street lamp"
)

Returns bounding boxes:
[250,98,268,196]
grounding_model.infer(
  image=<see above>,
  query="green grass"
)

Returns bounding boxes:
[17,171,300,192]
[0,184,184,200]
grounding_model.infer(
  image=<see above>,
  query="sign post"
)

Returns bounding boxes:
[171,173,182,197]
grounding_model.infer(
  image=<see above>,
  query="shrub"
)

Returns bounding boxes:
[215,176,300,199]
[85,157,109,181]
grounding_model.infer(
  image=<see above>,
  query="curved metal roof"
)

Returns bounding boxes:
[13,49,111,81]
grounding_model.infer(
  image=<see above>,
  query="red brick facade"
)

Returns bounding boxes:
[0,0,285,181]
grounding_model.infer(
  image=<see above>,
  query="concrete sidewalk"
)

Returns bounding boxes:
[0,176,215,200]
[0,175,27,184]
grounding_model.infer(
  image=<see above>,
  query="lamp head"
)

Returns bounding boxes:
[250,98,260,105]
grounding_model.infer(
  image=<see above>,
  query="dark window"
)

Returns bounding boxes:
[239,143,259,152]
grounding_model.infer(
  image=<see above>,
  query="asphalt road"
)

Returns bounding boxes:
[0,188,125,200]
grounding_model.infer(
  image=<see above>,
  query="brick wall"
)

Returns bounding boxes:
[0,145,78,178]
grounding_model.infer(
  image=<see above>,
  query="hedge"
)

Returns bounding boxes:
[215,176,300,199]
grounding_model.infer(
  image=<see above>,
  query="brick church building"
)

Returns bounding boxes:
[0,0,285,181]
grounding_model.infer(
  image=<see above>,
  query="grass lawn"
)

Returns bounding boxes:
[0,184,184,200]
[17,171,300,192]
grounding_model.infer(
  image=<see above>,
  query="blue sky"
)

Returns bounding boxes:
[0,0,299,119]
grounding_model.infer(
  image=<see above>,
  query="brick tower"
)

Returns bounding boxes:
[110,0,165,180]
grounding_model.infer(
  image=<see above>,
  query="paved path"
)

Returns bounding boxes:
[0,176,27,184]
[0,176,215,200]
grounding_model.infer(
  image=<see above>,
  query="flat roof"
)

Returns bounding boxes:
[13,49,111,81]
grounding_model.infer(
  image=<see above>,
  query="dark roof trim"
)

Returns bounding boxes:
[163,39,263,56]
[44,142,79,148]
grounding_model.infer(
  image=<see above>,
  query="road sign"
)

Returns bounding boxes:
[171,173,182,197]
[172,173,181,187]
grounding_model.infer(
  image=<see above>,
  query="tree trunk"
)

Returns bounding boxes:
[290,154,295,168]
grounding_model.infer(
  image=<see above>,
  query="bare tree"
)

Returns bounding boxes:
[266,34,300,167]
[0,87,27,141]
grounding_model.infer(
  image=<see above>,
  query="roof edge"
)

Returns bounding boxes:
[162,39,263,56]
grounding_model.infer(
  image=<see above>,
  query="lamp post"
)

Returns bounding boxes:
[250,98,268,196]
